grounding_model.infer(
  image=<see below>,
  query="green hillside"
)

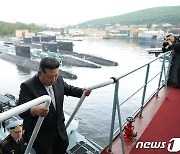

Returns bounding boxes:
[0,21,50,36]
[77,6,180,28]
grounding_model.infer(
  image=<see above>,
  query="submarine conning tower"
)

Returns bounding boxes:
[15,45,31,58]
[42,42,58,53]
[57,41,73,53]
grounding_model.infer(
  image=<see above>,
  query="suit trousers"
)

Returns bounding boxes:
[33,132,69,154]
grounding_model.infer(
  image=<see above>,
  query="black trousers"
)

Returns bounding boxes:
[33,134,69,154]
[168,54,180,87]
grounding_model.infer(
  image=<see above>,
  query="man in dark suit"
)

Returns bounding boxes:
[18,57,91,154]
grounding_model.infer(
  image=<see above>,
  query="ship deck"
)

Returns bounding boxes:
[101,86,180,154]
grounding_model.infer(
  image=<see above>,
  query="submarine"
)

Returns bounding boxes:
[59,54,101,68]
[31,49,101,68]
[0,45,77,80]
[18,38,101,68]
[21,37,118,67]
[41,42,101,68]
[67,52,118,66]
[57,41,118,66]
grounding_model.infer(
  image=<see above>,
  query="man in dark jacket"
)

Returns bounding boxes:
[162,33,180,88]
[162,33,180,53]
[18,57,91,154]
[0,119,27,154]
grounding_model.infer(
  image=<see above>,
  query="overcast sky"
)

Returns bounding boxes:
[0,0,180,27]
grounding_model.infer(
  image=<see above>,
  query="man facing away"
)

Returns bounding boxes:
[0,118,27,154]
[18,57,91,154]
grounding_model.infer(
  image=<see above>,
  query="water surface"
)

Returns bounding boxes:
[0,38,163,147]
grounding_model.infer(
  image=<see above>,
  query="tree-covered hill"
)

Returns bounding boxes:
[76,6,180,28]
[0,21,49,36]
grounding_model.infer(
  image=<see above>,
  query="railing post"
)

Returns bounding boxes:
[139,64,150,117]
[165,51,173,97]
[166,51,173,79]
[108,80,125,154]
[25,100,51,154]
[115,81,125,154]
[66,94,86,128]
[163,61,167,94]
[156,55,166,96]
[108,82,117,153]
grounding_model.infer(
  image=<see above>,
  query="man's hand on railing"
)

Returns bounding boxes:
[30,104,49,117]
[82,88,91,96]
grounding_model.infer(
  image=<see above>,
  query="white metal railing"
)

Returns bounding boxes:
[66,51,172,128]
[0,95,51,122]
[66,51,172,154]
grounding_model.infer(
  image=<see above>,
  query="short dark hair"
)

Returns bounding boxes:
[39,57,60,73]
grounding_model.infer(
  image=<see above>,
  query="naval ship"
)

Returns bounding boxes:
[0,49,179,153]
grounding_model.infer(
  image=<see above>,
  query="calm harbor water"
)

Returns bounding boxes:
[0,38,162,147]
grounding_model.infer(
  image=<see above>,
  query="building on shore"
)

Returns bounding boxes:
[104,26,138,38]
[15,30,35,38]
[68,28,106,37]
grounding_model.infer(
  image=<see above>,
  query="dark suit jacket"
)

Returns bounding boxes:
[18,74,82,150]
